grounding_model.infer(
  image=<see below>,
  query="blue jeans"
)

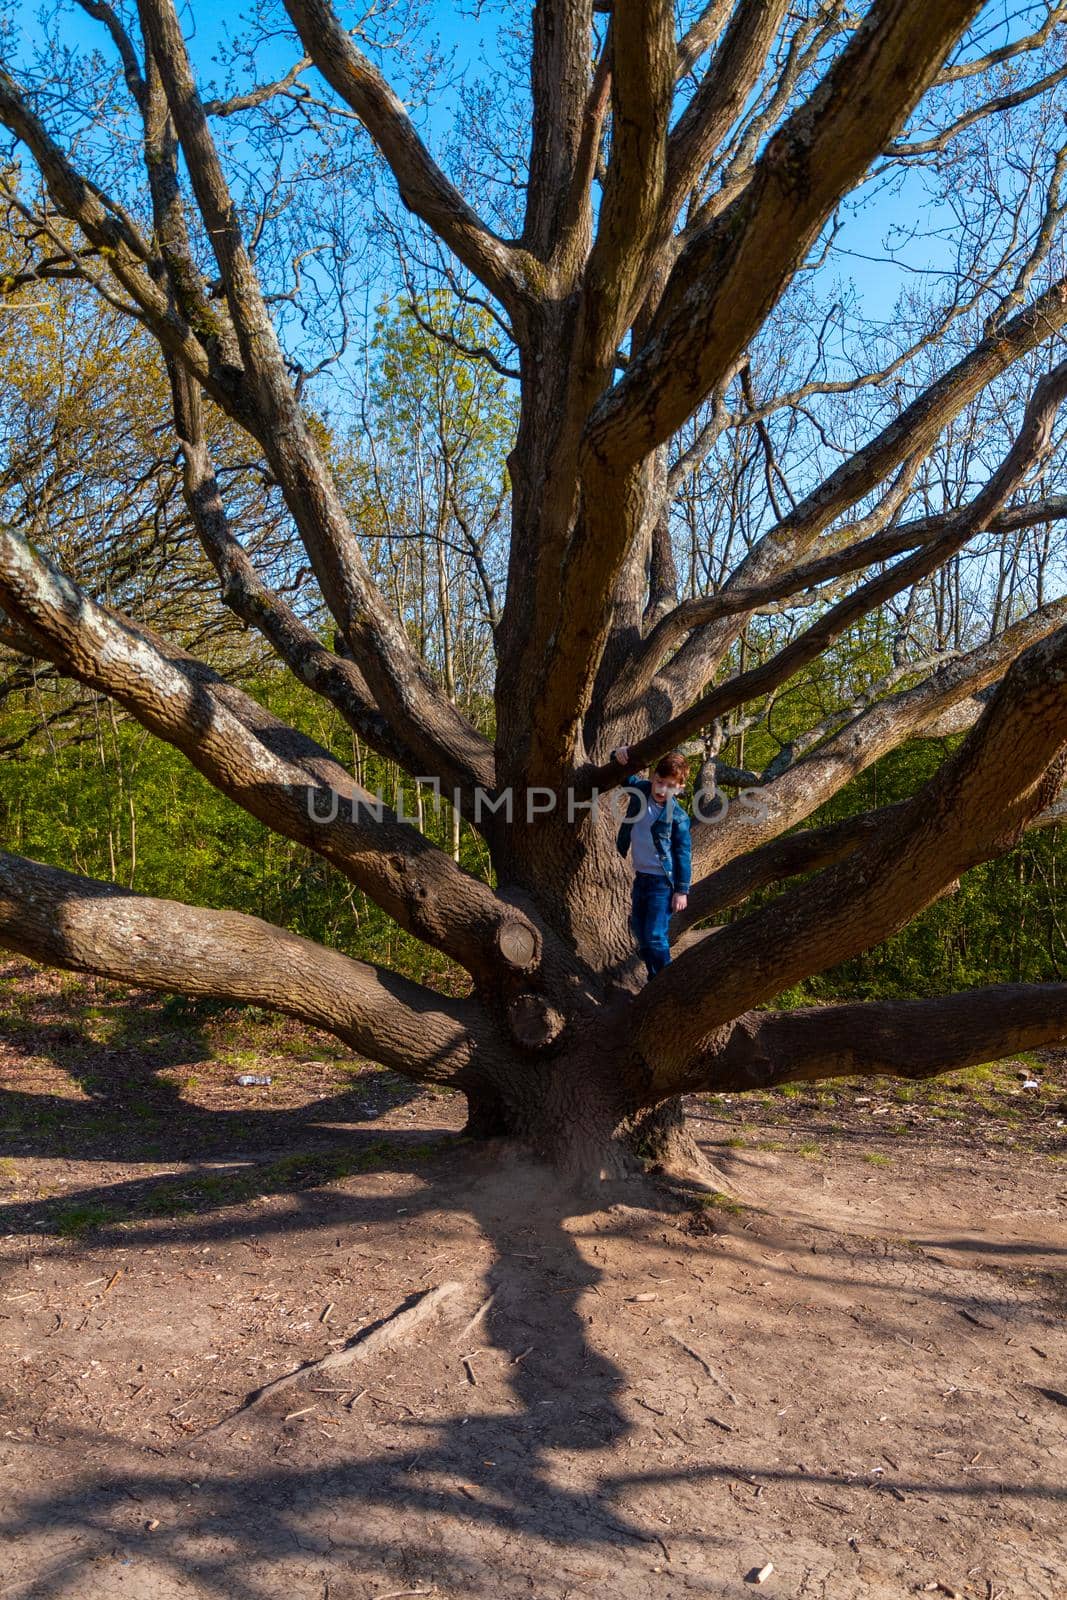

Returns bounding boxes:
[631,871,672,979]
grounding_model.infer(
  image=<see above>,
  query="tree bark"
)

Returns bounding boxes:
[0,850,486,1083]
[1,0,1066,1185]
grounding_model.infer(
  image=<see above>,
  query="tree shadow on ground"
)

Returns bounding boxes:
[0,973,421,1171]
[4,1136,1064,1600]
[0,1124,665,1596]
[1,994,1064,1598]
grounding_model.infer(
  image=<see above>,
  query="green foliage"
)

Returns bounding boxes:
[715,619,1066,1001]
[800,738,1066,998]
[0,662,477,992]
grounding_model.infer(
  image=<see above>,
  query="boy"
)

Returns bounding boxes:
[612,746,691,980]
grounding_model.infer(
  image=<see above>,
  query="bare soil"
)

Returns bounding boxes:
[0,959,1064,1600]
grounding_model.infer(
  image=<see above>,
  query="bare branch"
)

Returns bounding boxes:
[594,356,1067,785]
[554,15,613,270]
[136,0,496,795]
[202,56,312,117]
[0,66,220,395]
[281,0,537,317]
[589,0,986,468]
[169,368,489,808]
[581,0,674,358]
[682,799,910,922]
[659,276,1067,710]
[890,60,1067,159]
[665,369,740,497]
[73,0,147,110]
[625,465,926,702]
[937,2,1067,82]
[528,0,985,778]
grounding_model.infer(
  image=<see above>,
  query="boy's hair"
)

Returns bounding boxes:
[654,750,689,785]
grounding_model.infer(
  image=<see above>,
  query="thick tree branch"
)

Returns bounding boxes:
[0,607,43,656]
[202,57,312,117]
[169,368,488,809]
[679,0,853,245]
[638,619,1067,1091]
[664,0,791,230]
[683,800,909,923]
[618,462,923,708]
[526,0,984,777]
[676,0,734,79]
[137,0,495,796]
[657,277,1067,712]
[679,775,1066,927]
[588,0,985,468]
[525,0,599,263]
[688,983,1067,1094]
[684,599,1067,883]
[554,23,613,269]
[0,521,539,982]
[73,0,147,110]
[591,356,1067,787]
[0,850,485,1084]
[580,0,674,357]
[640,491,1067,691]
[0,67,221,398]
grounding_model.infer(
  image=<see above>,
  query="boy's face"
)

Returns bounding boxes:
[650,773,682,804]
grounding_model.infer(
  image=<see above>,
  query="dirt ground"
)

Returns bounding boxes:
[0,959,1064,1600]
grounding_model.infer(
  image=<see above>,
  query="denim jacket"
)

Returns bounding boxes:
[615,775,692,894]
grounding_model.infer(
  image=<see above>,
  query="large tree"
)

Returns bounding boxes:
[1,0,1066,1176]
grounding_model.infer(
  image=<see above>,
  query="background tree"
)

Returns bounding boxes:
[0,0,1066,1177]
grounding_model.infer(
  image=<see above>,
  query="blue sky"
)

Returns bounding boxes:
[32,0,962,323]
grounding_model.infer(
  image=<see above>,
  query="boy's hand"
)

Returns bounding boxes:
[612,745,630,765]
[671,892,688,914]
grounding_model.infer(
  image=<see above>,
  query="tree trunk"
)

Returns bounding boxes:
[3,0,1067,1204]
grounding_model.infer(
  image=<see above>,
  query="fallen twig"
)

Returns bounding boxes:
[669,1335,739,1404]
[633,1396,666,1417]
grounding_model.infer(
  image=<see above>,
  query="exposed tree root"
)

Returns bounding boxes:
[199,1280,465,1435]
[622,1096,742,1197]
